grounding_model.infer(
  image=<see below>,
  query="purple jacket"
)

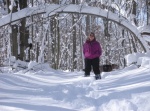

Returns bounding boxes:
[83,39,102,59]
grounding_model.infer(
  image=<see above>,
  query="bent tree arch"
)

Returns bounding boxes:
[0,4,149,69]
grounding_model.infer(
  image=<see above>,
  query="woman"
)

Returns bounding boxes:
[83,32,102,80]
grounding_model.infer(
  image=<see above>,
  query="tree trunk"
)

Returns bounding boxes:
[56,15,60,69]
[72,0,77,70]
[48,0,60,69]
[19,19,29,61]
[10,0,18,59]
[86,15,90,35]
[52,0,59,4]
[6,0,10,13]
[18,0,29,61]
[132,0,137,25]
[11,25,18,58]
[147,0,150,25]
[50,17,56,69]
[72,15,77,70]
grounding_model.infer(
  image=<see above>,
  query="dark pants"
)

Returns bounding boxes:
[84,57,100,76]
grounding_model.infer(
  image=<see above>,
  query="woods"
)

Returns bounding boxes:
[0,0,149,70]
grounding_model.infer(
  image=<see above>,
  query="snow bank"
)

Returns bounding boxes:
[125,52,150,68]
[28,61,38,69]
[28,61,51,71]
[125,52,145,66]
[140,57,150,68]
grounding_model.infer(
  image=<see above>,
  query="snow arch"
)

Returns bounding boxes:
[0,4,148,51]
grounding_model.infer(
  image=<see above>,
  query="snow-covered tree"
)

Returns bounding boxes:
[0,0,149,70]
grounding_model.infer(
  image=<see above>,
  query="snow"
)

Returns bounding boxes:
[28,61,38,69]
[138,25,150,33]
[1,55,150,111]
[142,35,150,42]
[0,2,150,111]
[138,25,150,42]
[124,52,146,66]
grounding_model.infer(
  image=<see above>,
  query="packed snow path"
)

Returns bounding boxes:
[0,64,150,111]
[0,4,148,51]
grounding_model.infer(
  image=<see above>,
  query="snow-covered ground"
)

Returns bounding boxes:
[0,60,150,111]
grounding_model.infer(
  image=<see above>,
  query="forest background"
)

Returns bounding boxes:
[0,0,150,71]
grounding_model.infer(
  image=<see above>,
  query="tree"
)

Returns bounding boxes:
[72,0,77,70]
[5,0,10,13]
[147,0,150,25]
[0,0,148,69]
[5,0,28,61]
[10,0,18,59]
[18,0,28,61]
[49,0,60,69]
[131,0,137,25]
